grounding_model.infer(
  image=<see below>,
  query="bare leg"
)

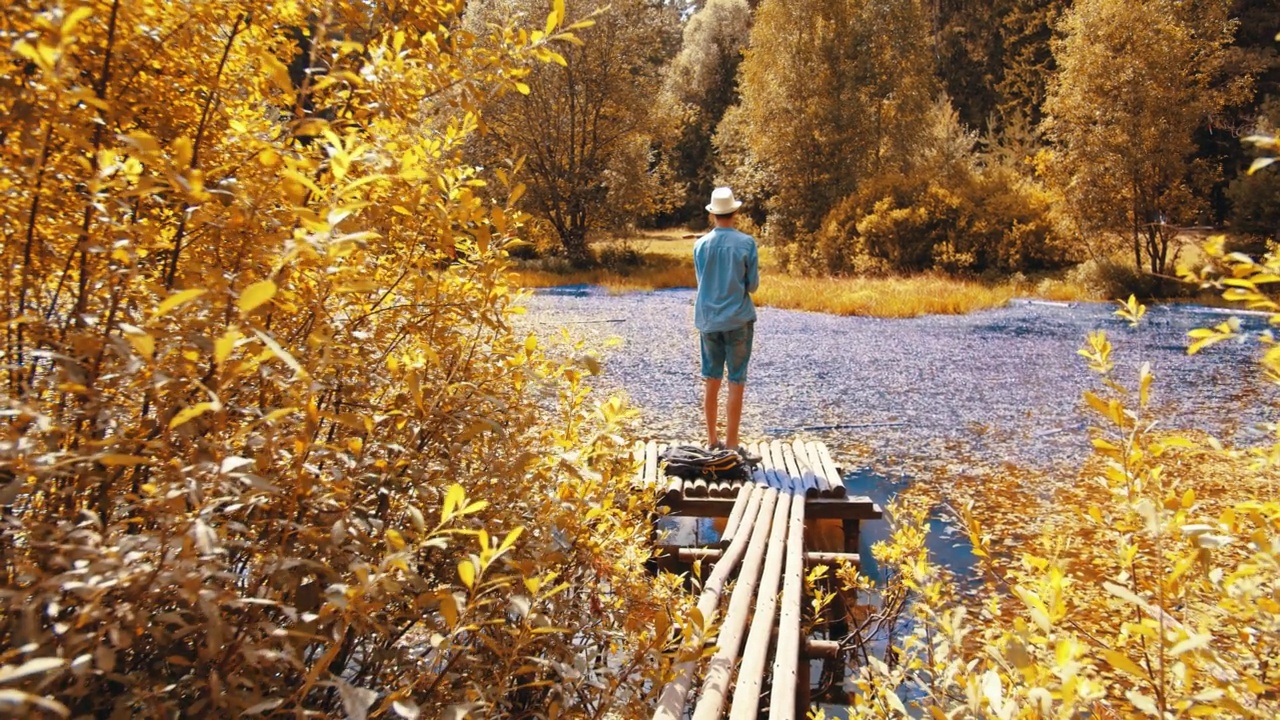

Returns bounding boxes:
[725,381,745,449]
[704,378,721,447]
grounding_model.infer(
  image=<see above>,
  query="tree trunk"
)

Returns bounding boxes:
[562,225,592,268]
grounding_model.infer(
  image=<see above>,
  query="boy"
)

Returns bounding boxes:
[693,187,759,451]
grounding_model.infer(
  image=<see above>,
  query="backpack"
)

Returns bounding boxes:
[659,445,757,482]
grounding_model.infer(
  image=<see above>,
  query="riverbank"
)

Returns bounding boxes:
[509,230,1104,318]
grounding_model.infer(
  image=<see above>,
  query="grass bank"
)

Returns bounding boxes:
[510,230,1100,317]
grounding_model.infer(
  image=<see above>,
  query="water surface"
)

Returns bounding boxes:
[521,288,1272,475]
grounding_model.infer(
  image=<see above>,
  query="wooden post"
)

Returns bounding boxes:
[797,640,811,719]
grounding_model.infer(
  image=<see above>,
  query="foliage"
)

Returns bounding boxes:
[1227,97,1280,249]
[662,0,752,223]
[0,2,684,717]
[734,0,936,247]
[708,101,774,226]
[828,288,1280,718]
[990,0,1071,127]
[809,102,1070,276]
[467,0,682,266]
[1043,0,1248,277]
[1061,257,1161,301]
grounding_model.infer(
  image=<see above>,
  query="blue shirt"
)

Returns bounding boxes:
[694,227,759,332]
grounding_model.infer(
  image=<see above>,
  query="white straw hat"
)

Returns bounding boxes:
[706,186,743,214]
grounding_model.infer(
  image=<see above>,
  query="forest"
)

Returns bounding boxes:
[0,0,1278,718]
[471,0,1280,290]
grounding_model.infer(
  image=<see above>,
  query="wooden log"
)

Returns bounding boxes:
[715,475,735,498]
[794,441,827,496]
[756,441,779,490]
[644,441,659,487]
[691,481,780,720]
[660,477,683,507]
[781,440,816,498]
[633,441,646,486]
[814,442,848,498]
[728,456,795,720]
[687,476,709,498]
[804,551,862,567]
[790,439,822,498]
[653,484,765,720]
[804,441,839,497]
[660,495,882,520]
[719,483,754,546]
[805,639,840,659]
[770,439,789,490]
[768,455,809,719]
[674,548,860,568]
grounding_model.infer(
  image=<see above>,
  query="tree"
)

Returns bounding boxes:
[932,0,1010,132]
[1227,97,1280,248]
[664,0,753,223]
[733,0,935,259]
[0,2,675,716]
[1043,0,1248,277]
[469,0,681,265]
[994,0,1070,127]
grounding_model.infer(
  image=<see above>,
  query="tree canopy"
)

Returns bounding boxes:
[1044,0,1244,275]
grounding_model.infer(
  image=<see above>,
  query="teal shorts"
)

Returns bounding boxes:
[700,322,754,384]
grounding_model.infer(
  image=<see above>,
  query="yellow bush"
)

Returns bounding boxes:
[0,3,680,717]
[837,290,1280,717]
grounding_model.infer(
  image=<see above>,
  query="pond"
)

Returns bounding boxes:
[520,286,1275,580]
[521,287,1277,713]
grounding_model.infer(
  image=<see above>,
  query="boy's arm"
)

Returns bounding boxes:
[745,243,760,294]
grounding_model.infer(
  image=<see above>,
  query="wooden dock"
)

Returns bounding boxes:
[635,439,882,720]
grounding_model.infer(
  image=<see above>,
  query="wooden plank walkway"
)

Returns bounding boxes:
[636,439,882,720]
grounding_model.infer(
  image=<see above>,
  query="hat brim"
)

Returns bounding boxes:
[706,200,743,214]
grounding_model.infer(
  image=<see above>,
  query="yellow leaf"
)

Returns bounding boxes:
[1103,649,1148,679]
[259,407,298,424]
[172,136,193,168]
[61,7,94,37]
[99,454,153,466]
[214,327,243,365]
[1169,633,1211,657]
[169,401,220,430]
[386,528,406,551]
[119,323,155,360]
[261,51,295,97]
[1083,391,1111,419]
[1248,157,1276,175]
[442,483,465,522]
[152,288,206,319]
[253,329,307,379]
[545,4,558,36]
[238,279,277,314]
[1138,361,1152,408]
[458,559,476,589]
[438,592,459,628]
[500,526,524,552]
